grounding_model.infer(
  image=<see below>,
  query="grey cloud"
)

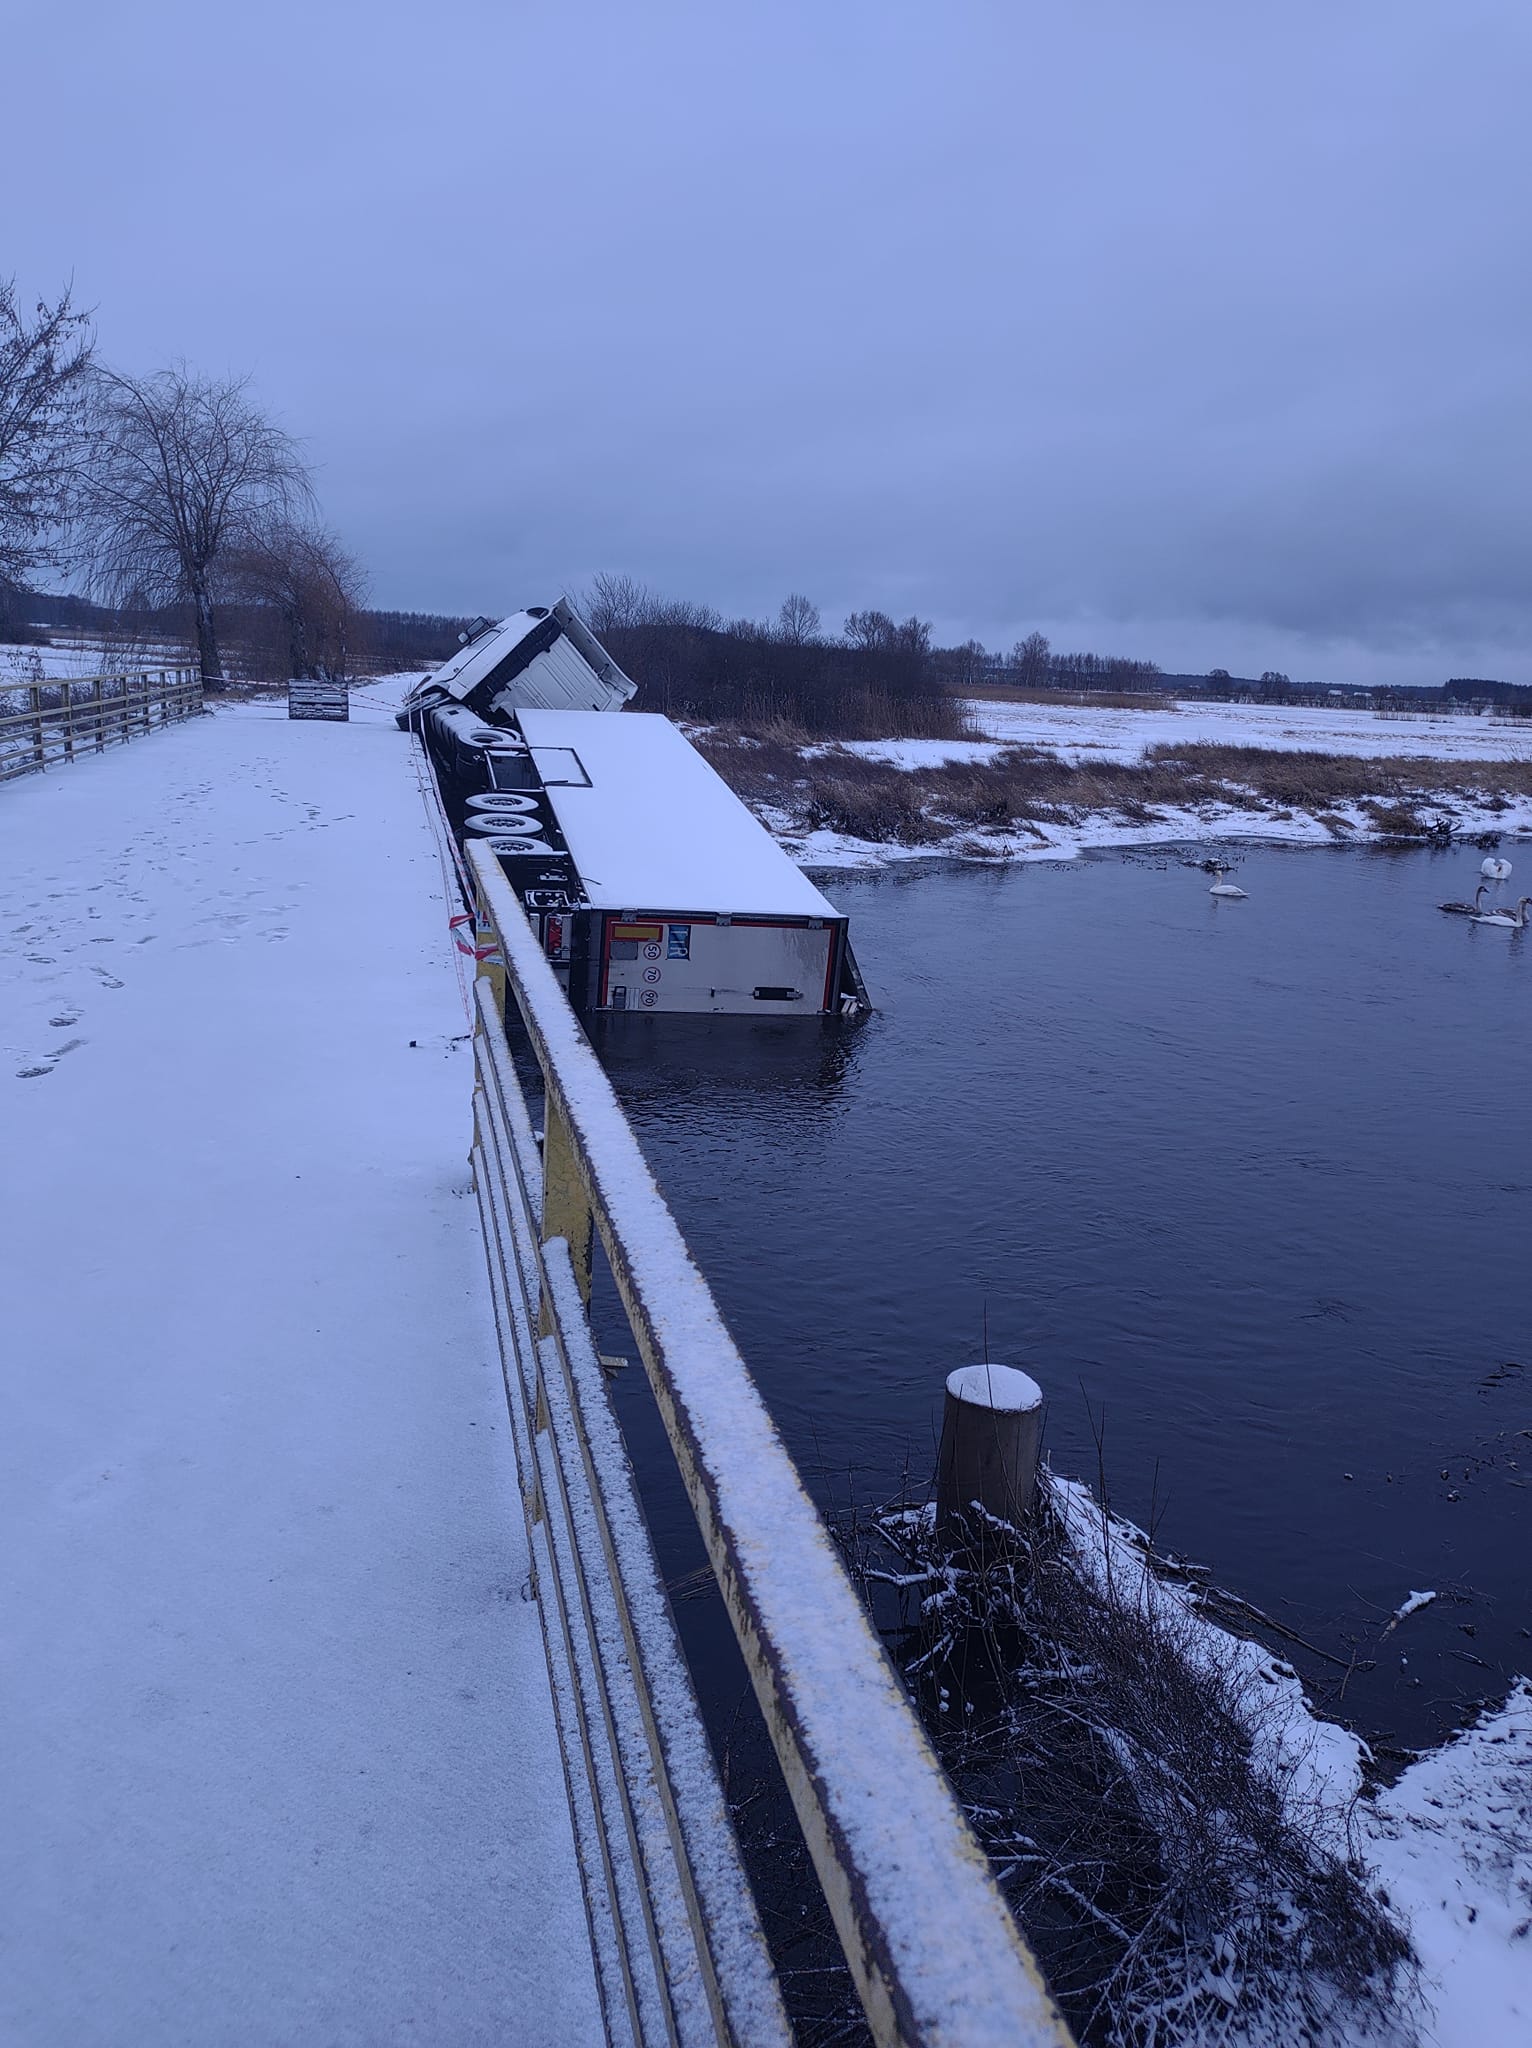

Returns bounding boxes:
[7,0,1531,681]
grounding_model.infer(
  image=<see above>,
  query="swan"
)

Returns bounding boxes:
[1439,883,1490,916]
[1481,857,1514,882]
[1208,865,1247,899]
[1469,896,1531,929]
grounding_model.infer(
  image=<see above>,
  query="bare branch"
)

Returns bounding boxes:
[0,278,94,585]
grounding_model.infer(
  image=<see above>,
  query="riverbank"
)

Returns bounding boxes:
[693,697,1532,869]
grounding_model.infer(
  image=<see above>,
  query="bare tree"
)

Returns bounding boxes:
[77,366,312,683]
[1010,630,1050,687]
[227,520,366,679]
[891,615,932,658]
[0,279,93,587]
[777,591,820,644]
[843,607,897,650]
[584,570,655,635]
[942,638,989,688]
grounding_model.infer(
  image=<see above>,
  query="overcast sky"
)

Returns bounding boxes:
[8,0,1531,681]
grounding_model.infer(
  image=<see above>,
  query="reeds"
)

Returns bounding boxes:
[699,729,1532,845]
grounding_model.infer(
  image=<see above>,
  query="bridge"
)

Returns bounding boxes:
[1,678,1070,2046]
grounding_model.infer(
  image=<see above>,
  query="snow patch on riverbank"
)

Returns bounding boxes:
[1365,1681,1532,2048]
[772,794,1532,872]
[1053,1476,1532,2046]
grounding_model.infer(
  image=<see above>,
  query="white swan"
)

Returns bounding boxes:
[1439,883,1490,916]
[1481,857,1514,882]
[1469,896,1531,929]
[1208,865,1247,899]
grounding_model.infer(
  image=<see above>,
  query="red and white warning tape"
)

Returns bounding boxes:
[449,912,503,964]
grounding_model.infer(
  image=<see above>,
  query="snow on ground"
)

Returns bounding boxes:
[1366,1682,1532,2048]
[948,697,1532,767]
[1053,1478,1532,2047]
[0,681,602,2045]
[1,635,192,682]
[777,795,1532,873]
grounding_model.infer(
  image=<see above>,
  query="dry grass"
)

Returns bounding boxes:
[1149,743,1532,808]
[698,728,1532,845]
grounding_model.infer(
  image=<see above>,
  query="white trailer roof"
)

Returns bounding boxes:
[515,710,840,919]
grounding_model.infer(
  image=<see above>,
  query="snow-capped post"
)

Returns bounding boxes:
[936,1364,1044,1540]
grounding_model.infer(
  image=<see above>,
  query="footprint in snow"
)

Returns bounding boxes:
[49,1010,81,1028]
[89,965,124,989]
[15,1039,83,1079]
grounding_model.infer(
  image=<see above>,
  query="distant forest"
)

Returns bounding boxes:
[0,584,471,676]
[3,574,1526,732]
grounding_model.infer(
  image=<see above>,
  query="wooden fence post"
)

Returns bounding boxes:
[31,685,45,771]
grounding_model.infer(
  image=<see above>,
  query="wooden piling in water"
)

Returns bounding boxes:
[936,1363,1044,1535]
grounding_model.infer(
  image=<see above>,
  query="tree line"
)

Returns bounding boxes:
[581,578,1178,732]
[580,574,967,738]
[0,276,461,684]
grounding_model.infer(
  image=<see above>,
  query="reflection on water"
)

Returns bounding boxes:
[588,1013,865,1102]
[593,842,1530,1746]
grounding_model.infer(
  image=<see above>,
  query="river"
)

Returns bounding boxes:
[587,841,1530,1751]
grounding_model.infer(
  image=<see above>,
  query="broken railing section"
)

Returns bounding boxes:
[0,669,202,780]
[466,836,1074,2048]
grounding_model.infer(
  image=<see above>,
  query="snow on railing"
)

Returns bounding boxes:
[466,836,1072,2048]
[0,669,202,780]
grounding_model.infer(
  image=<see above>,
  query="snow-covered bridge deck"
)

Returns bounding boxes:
[0,689,603,2044]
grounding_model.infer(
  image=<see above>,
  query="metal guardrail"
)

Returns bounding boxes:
[466,837,1072,2048]
[0,669,203,779]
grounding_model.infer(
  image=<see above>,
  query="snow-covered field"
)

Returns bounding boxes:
[0,682,601,2044]
[1,634,192,681]
[771,697,1532,869]
[843,696,1532,770]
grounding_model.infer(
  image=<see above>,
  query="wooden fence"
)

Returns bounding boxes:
[0,669,203,780]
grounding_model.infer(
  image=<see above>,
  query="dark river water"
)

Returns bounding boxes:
[585,843,1530,1752]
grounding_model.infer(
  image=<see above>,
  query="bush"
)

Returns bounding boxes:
[839,1477,1420,2047]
